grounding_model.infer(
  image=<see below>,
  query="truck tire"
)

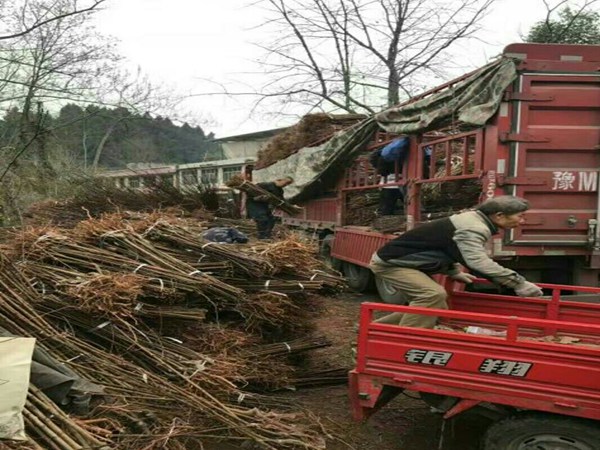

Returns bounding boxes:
[342,262,372,292]
[482,413,600,450]
[374,276,407,304]
[319,234,342,271]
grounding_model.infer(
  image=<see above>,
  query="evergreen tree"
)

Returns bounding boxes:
[48,104,220,168]
[526,6,600,44]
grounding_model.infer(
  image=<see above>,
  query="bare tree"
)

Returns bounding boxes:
[0,0,106,40]
[0,0,193,221]
[0,0,118,178]
[0,0,190,175]
[243,0,496,116]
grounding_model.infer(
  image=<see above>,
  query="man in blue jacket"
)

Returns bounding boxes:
[370,137,409,216]
[369,195,543,328]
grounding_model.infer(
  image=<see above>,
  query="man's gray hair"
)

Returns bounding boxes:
[476,195,529,216]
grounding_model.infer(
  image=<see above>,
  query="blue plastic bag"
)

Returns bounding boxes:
[202,227,249,244]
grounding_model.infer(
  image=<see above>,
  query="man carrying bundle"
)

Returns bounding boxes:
[246,177,294,240]
[369,195,543,328]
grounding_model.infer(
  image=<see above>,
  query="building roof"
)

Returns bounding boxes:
[213,127,290,142]
[177,157,255,170]
[99,166,176,178]
[213,115,367,143]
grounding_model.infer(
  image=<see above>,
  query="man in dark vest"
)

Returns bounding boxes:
[369,195,543,328]
[246,177,294,240]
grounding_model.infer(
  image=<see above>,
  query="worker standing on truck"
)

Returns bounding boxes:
[370,137,409,216]
[246,177,294,240]
[369,195,543,328]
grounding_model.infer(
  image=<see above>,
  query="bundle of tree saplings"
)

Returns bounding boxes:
[1,211,346,449]
[344,190,379,226]
[254,113,365,170]
[0,263,329,449]
[372,215,407,234]
[22,176,223,228]
[226,174,303,215]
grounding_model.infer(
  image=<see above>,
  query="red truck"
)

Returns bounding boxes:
[349,278,600,449]
[281,43,600,297]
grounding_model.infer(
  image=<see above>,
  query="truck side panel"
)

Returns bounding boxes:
[507,74,600,246]
[331,228,393,267]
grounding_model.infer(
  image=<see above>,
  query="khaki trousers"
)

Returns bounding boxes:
[369,255,448,329]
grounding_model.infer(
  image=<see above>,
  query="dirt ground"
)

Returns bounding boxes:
[210,293,492,450]
[286,292,491,450]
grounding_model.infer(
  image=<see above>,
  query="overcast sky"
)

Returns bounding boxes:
[94,0,597,137]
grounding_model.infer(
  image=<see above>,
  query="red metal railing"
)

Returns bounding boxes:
[417,130,484,184]
[351,281,600,422]
[331,228,395,267]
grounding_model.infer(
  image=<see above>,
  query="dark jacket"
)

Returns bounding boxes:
[373,210,524,288]
[246,182,284,219]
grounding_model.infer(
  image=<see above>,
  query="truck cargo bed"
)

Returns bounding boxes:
[350,280,600,422]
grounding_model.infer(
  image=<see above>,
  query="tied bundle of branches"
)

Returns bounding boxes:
[0,258,331,450]
[373,215,406,234]
[144,221,275,278]
[255,236,321,275]
[1,208,347,449]
[22,176,223,228]
[253,236,345,292]
[421,154,471,199]
[345,190,378,226]
[22,385,111,450]
[255,113,364,169]
[224,277,326,293]
[16,228,244,308]
[226,175,302,216]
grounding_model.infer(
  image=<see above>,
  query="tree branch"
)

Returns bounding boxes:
[0,0,107,41]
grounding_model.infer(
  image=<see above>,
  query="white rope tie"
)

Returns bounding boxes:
[283,342,291,352]
[65,354,83,363]
[266,291,288,298]
[149,278,165,291]
[133,263,148,274]
[88,320,111,332]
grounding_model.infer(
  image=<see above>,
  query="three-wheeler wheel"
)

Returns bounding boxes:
[482,413,600,450]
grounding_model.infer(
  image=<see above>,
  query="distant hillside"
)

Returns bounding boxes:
[0,104,222,170]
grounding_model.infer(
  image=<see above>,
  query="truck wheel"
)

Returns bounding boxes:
[343,262,372,292]
[483,414,600,450]
[319,234,342,271]
[374,276,407,304]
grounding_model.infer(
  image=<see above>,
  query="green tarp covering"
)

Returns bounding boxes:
[253,57,517,202]
[376,57,517,133]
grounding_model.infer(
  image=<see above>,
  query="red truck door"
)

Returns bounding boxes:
[506,73,600,245]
